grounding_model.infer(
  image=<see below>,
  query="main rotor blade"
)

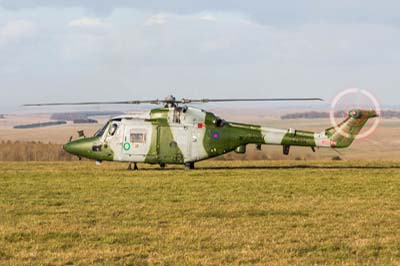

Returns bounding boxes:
[23,100,162,107]
[179,98,324,104]
[23,97,323,107]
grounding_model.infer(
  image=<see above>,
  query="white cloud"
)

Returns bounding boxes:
[1,8,400,107]
[0,20,36,42]
[69,18,105,28]
[59,11,400,68]
[146,14,168,25]
[199,14,217,22]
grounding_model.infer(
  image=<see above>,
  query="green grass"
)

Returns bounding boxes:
[0,161,400,265]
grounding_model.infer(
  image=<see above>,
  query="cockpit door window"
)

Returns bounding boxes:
[109,123,118,136]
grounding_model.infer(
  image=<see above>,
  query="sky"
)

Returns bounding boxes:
[0,1,400,112]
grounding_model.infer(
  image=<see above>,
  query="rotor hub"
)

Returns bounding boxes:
[164,95,177,107]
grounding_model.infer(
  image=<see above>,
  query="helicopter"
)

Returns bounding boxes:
[24,95,378,170]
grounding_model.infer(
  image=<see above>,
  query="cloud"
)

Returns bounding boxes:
[1,7,400,108]
[1,0,400,26]
[67,17,109,36]
[58,10,400,68]
[146,14,168,25]
[198,14,217,22]
[69,18,105,28]
[0,20,36,42]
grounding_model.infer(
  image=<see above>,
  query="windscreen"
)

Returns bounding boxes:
[94,121,110,138]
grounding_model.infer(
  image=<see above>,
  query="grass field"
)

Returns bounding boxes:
[0,161,400,265]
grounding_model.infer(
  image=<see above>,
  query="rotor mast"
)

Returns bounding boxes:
[164,95,178,108]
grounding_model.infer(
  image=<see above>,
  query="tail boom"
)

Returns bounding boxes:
[260,109,378,149]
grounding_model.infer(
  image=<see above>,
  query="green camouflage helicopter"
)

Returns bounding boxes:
[25,95,377,170]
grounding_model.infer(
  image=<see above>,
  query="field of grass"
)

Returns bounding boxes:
[0,161,399,265]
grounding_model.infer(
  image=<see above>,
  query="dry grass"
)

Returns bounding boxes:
[0,160,399,265]
[0,141,75,161]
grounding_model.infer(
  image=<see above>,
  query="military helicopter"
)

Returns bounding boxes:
[25,95,377,170]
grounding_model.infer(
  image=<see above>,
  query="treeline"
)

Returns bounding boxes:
[281,111,346,120]
[381,110,400,118]
[0,142,336,162]
[14,121,67,129]
[281,110,400,120]
[51,111,124,121]
[0,141,76,161]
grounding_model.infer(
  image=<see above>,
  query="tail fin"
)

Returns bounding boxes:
[325,109,378,148]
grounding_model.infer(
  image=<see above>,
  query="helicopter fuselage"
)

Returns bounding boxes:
[63,106,377,168]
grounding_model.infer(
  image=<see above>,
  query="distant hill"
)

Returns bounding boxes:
[51,111,124,121]
[281,110,400,120]
[14,121,67,129]
[73,118,98,124]
[0,114,5,119]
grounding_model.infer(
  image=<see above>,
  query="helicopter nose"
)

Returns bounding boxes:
[63,141,76,154]
[63,140,86,156]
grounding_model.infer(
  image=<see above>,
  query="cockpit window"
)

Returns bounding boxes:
[108,123,118,136]
[94,121,110,138]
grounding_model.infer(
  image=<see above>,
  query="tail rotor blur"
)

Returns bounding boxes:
[329,88,381,142]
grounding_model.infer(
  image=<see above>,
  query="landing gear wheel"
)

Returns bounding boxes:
[128,163,139,171]
[160,163,166,169]
[184,162,195,170]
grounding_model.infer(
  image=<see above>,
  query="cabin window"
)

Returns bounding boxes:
[130,132,146,144]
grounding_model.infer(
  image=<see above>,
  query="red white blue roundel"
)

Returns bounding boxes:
[212,132,220,140]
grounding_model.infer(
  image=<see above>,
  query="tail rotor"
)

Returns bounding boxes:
[329,88,381,142]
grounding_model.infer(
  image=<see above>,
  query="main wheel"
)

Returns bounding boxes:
[184,162,195,170]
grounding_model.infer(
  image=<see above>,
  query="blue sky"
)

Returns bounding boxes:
[0,1,399,112]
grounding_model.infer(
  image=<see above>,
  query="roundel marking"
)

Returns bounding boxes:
[212,132,220,140]
[123,142,131,151]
